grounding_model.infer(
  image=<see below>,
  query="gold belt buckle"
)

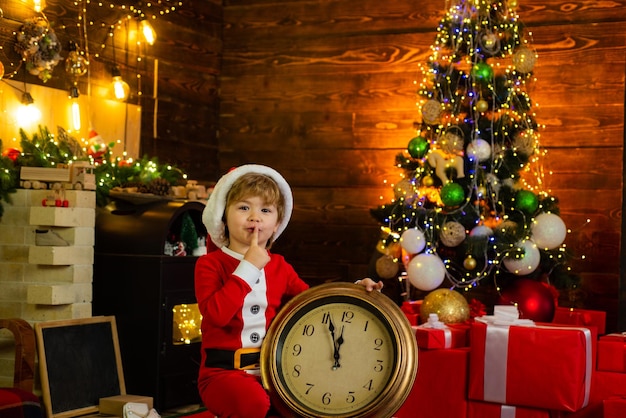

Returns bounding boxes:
[234,347,261,370]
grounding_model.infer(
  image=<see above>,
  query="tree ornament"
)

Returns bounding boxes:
[422,176,434,187]
[513,130,536,156]
[421,99,443,125]
[439,131,464,154]
[439,221,466,247]
[428,149,465,185]
[0,61,4,80]
[407,136,430,159]
[394,178,415,200]
[471,62,494,82]
[514,190,539,214]
[440,182,465,207]
[463,255,477,270]
[375,254,400,279]
[466,139,492,162]
[420,288,470,324]
[407,253,446,291]
[470,225,493,237]
[498,279,556,322]
[476,99,489,113]
[400,228,426,255]
[531,213,567,250]
[503,240,541,276]
[479,31,501,55]
[513,46,537,73]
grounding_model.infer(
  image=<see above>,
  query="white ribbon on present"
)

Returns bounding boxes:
[419,313,452,348]
[475,305,535,404]
[500,405,516,418]
[475,305,592,408]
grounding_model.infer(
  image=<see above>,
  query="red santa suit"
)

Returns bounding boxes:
[195,247,308,417]
[195,164,307,418]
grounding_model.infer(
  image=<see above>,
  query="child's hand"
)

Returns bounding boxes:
[355,278,383,292]
[244,227,271,269]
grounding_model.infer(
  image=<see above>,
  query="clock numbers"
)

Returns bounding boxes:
[374,359,384,372]
[346,391,356,404]
[291,343,302,356]
[292,364,302,377]
[364,319,369,332]
[322,392,332,405]
[341,311,354,323]
[373,338,383,351]
[301,324,314,336]
[363,379,374,391]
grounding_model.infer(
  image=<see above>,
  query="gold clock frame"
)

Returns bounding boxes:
[261,282,418,418]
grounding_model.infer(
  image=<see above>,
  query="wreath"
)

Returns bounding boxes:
[15,17,62,82]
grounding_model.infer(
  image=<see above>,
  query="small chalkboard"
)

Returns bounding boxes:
[35,316,126,418]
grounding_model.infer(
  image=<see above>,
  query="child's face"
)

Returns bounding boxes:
[225,195,280,253]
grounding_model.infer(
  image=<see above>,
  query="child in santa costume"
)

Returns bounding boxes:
[196,164,382,418]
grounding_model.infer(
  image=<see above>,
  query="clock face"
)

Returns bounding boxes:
[262,283,417,418]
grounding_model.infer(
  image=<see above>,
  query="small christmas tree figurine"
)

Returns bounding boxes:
[371,0,578,311]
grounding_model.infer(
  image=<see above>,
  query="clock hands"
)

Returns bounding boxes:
[327,314,344,370]
[333,325,345,369]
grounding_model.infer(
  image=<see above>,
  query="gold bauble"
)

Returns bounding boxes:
[476,99,489,113]
[422,176,434,187]
[463,255,477,270]
[420,288,470,324]
[375,254,400,279]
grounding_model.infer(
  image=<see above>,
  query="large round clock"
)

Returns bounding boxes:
[261,282,418,418]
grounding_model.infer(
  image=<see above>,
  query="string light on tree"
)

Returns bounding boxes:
[370,0,580,305]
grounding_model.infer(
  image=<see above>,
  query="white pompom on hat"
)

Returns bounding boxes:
[202,164,293,248]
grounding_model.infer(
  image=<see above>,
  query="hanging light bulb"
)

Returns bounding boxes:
[139,19,157,45]
[33,0,46,13]
[68,84,81,131]
[111,65,130,101]
[16,92,42,126]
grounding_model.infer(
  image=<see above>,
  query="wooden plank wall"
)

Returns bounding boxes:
[0,0,223,180]
[221,0,626,331]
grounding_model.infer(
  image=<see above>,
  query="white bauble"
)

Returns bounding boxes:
[440,221,466,247]
[466,139,492,162]
[503,240,541,276]
[400,228,426,255]
[469,225,494,237]
[407,253,446,291]
[531,213,567,250]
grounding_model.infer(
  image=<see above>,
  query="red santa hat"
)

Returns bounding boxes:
[202,164,293,248]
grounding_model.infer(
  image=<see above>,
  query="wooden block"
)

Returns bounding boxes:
[28,246,94,265]
[29,207,95,227]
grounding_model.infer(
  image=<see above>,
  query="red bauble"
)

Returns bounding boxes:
[497,278,556,322]
[2,148,20,162]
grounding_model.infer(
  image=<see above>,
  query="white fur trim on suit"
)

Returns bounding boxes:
[202,164,293,248]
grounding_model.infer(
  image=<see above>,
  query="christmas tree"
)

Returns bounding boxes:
[371,0,578,318]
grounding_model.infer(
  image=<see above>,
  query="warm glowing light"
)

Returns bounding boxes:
[69,85,81,131]
[33,0,46,12]
[16,93,42,127]
[111,66,130,101]
[140,19,157,45]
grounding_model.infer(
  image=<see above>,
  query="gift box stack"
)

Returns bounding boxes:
[394,303,626,418]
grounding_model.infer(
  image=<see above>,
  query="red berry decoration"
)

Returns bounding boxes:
[497,278,556,322]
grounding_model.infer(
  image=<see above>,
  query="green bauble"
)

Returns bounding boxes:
[440,182,465,207]
[407,136,430,159]
[472,62,493,82]
[515,190,539,214]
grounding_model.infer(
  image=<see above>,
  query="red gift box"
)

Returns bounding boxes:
[553,307,606,335]
[468,311,593,412]
[604,396,626,418]
[413,323,469,349]
[598,333,626,373]
[401,300,421,326]
[467,401,550,418]
[395,348,469,418]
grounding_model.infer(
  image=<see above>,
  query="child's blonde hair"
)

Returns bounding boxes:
[223,172,286,247]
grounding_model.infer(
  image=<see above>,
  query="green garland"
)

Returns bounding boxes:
[0,125,187,217]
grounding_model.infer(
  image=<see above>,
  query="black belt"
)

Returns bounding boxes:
[205,348,261,370]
